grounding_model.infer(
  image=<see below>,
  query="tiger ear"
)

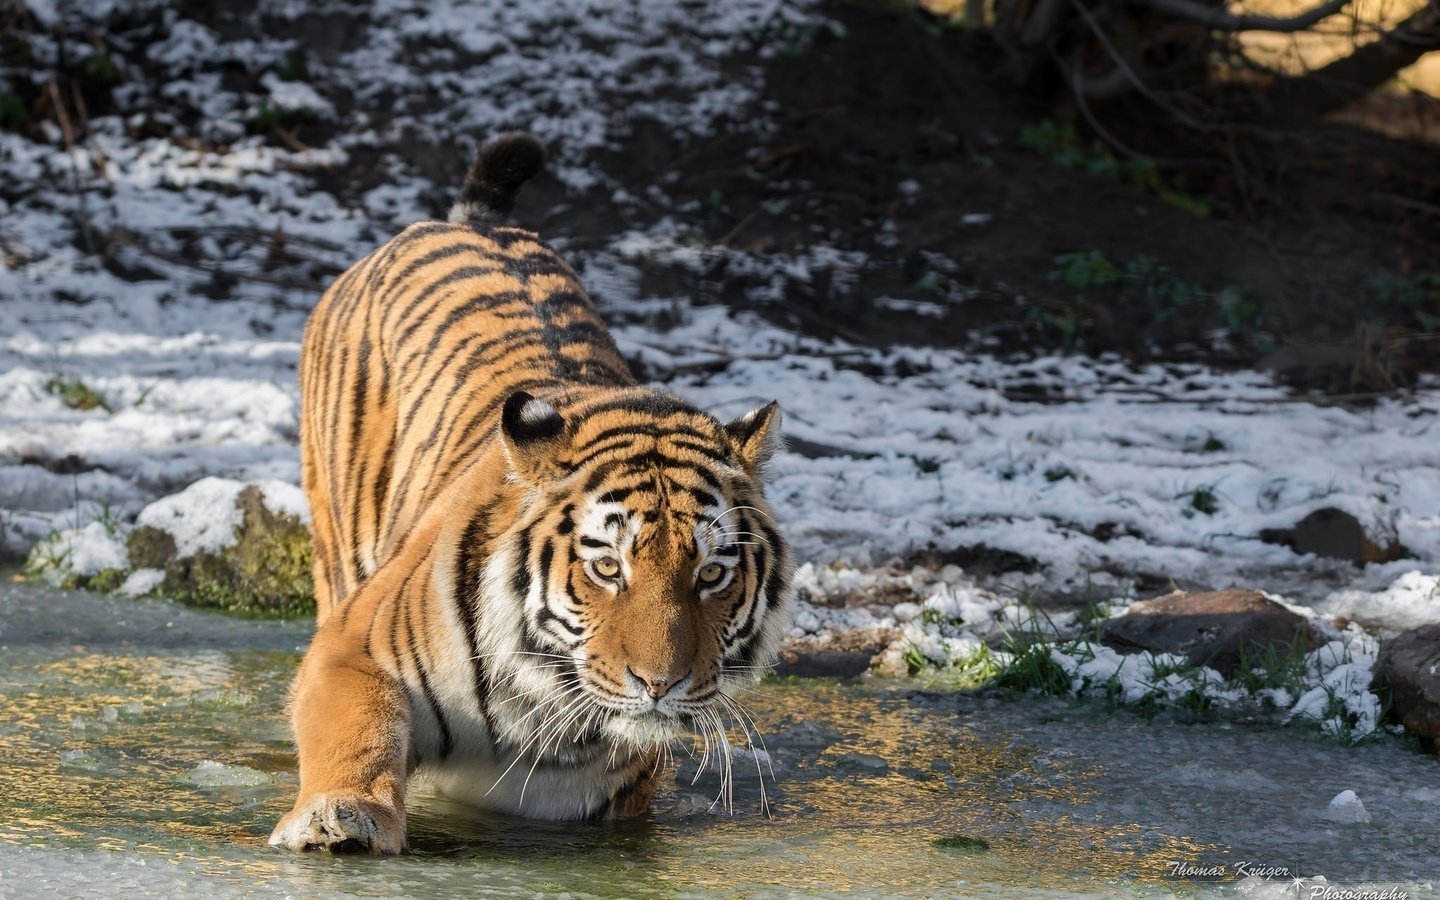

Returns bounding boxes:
[724,401,782,476]
[500,390,569,483]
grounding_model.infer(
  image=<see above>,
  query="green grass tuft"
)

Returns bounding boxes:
[933,834,990,851]
[45,375,110,412]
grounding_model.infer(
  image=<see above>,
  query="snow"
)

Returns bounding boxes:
[1325,789,1371,824]
[1317,571,1440,633]
[134,476,308,558]
[26,521,128,585]
[0,0,1435,642]
[118,568,165,597]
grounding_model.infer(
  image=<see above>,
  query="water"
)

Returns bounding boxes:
[1,580,1437,899]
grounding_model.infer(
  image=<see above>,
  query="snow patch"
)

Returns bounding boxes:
[135,477,308,558]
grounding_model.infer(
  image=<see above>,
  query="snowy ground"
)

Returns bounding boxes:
[2,0,1437,635]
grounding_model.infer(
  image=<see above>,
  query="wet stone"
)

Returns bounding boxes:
[1371,624,1440,753]
[833,752,889,774]
[1096,588,1316,676]
[1258,507,1403,565]
[773,648,874,678]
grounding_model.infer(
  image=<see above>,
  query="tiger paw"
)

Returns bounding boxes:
[268,793,406,855]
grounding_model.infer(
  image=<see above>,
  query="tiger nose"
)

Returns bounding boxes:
[629,667,686,699]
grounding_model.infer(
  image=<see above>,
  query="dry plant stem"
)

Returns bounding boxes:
[46,80,98,257]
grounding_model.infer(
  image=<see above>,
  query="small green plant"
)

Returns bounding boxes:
[1214,287,1257,331]
[1044,466,1075,483]
[1370,272,1440,331]
[45,375,110,412]
[1021,120,1216,216]
[274,50,310,82]
[950,643,1004,689]
[1233,634,1311,699]
[933,834,990,851]
[994,641,1073,695]
[0,92,29,129]
[1180,486,1219,516]
[903,643,929,677]
[1019,120,1137,178]
[1050,250,1120,292]
[78,53,120,89]
[251,103,316,133]
[1199,433,1226,453]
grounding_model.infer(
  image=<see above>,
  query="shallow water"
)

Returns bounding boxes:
[1,581,1437,899]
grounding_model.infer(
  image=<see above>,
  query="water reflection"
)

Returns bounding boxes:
[0,611,1434,898]
[0,641,1209,897]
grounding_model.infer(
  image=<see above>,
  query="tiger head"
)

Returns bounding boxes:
[483,388,794,748]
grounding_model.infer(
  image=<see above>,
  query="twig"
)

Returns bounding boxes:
[46,80,98,257]
[1368,192,1440,218]
[1131,0,1352,33]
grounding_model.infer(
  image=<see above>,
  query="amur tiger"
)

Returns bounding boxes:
[269,134,794,854]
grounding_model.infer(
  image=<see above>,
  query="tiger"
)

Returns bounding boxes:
[268,133,794,854]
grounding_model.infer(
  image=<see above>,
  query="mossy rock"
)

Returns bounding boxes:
[126,525,176,569]
[86,567,130,593]
[129,485,315,616]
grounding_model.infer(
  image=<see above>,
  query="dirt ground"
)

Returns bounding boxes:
[514,3,1440,393]
[9,1,1438,393]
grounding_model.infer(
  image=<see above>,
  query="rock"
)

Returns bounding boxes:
[127,479,314,616]
[1371,624,1440,753]
[1096,589,1316,677]
[773,648,875,678]
[1259,507,1403,565]
[1325,790,1371,824]
[24,520,130,590]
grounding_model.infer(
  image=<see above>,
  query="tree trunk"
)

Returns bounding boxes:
[1268,2,1440,116]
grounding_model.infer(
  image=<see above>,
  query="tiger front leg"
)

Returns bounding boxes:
[269,638,412,855]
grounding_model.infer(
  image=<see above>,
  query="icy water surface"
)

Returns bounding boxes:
[1,581,1437,899]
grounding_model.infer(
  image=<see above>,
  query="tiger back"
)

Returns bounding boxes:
[271,134,794,854]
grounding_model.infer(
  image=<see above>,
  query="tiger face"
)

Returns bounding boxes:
[483,389,793,749]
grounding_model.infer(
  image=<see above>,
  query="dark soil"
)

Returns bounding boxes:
[542,3,1440,393]
[7,1,1439,393]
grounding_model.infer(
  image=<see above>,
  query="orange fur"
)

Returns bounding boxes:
[271,137,793,854]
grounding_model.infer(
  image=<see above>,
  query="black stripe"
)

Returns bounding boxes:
[596,486,634,504]
[537,539,555,594]
[454,509,500,748]
[403,588,454,761]
[537,603,584,641]
[511,530,532,601]
[668,438,732,465]
[573,393,693,420]
[348,336,372,579]
[589,768,651,821]
[430,375,561,486]
[583,454,723,493]
[386,244,496,331]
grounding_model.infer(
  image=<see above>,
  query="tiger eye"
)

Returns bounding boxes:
[697,562,725,585]
[593,557,621,579]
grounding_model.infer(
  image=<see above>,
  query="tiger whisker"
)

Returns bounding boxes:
[707,505,771,528]
[719,695,771,819]
[519,697,596,808]
[720,691,777,817]
[495,691,589,801]
[470,650,574,661]
[703,708,734,814]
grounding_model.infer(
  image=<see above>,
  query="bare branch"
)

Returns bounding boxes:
[1129,0,1353,33]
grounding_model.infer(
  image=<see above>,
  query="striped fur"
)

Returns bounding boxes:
[270,134,794,854]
